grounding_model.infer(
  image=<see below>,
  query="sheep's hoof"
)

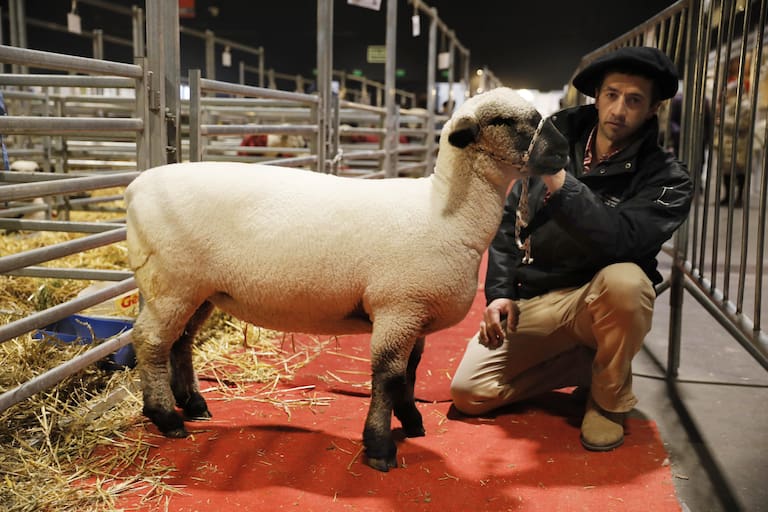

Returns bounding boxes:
[366,454,398,472]
[182,393,212,420]
[144,406,188,438]
[402,424,426,438]
[165,427,190,438]
[185,410,212,421]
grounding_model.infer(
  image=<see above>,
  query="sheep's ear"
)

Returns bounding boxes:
[448,116,479,148]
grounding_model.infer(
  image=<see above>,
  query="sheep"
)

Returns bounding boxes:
[238,133,307,158]
[7,160,47,220]
[124,87,569,472]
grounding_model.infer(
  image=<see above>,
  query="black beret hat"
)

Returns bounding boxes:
[572,46,679,100]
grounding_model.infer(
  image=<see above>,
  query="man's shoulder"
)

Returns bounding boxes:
[551,105,596,140]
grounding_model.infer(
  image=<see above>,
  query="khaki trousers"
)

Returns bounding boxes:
[450,263,655,415]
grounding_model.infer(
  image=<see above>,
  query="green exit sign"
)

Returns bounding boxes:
[396,69,406,78]
[440,70,449,78]
[352,69,364,76]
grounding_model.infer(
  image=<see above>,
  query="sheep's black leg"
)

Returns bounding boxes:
[393,336,425,438]
[363,322,424,472]
[171,301,214,420]
[133,295,205,438]
[363,367,399,472]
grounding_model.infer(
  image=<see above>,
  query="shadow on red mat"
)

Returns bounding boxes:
[121,387,678,512]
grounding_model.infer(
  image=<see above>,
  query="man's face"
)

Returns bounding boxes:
[594,72,659,148]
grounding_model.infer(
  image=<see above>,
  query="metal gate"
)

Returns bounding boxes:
[565,0,768,376]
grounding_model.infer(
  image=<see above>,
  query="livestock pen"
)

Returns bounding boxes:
[0,0,766,511]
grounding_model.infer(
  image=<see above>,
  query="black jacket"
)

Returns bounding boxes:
[485,104,693,302]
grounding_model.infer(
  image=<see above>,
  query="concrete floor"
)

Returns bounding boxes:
[632,193,768,512]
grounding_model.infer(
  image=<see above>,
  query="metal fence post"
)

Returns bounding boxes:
[316,0,333,173]
[189,69,201,162]
[383,0,398,178]
[145,0,179,168]
[425,7,438,176]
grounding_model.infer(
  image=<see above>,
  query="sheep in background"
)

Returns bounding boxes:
[125,87,569,472]
[7,160,47,220]
[238,133,307,158]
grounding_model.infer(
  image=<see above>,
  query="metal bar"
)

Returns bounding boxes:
[383,0,398,178]
[338,101,386,114]
[0,116,142,135]
[68,194,124,207]
[14,23,130,50]
[0,172,137,202]
[0,277,136,344]
[205,30,215,80]
[145,1,169,167]
[14,0,27,73]
[0,228,126,274]
[0,218,124,233]
[5,267,133,281]
[200,97,311,109]
[201,124,318,136]
[338,149,388,159]
[0,74,135,87]
[132,6,145,60]
[719,0,741,300]
[259,155,318,167]
[0,89,46,100]
[199,78,319,105]
[425,7,438,176]
[316,0,332,172]
[738,0,767,322]
[0,45,142,78]
[754,0,768,333]
[0,330,133,412]
[0,203,47,218]
[189,69,202,162]
[258,46,265,88]
[78,0,134,17]
[164,0,181,164]
[133,57,149,172]
[706,0,730,295]
[667,0,700,379]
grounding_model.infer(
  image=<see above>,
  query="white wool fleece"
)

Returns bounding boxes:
[126,162,479,336]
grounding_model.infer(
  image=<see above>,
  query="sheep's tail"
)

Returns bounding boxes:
[125,190,153,275]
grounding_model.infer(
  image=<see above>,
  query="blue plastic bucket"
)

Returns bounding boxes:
[33,314,136,370]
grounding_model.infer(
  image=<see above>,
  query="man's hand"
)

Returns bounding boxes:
[479,298,517,349]
[541,169,566,193]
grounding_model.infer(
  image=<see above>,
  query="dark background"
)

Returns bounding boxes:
[10,0,679,93]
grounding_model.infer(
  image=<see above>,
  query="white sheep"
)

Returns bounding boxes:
[8,160,47,220]
[125,87,568,472]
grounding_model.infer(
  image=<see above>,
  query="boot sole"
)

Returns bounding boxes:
[580,434,624,452]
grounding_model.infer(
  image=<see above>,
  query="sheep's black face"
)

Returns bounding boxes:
[523,116,571,175]
[446,88,546,169]
[483,111,542,154]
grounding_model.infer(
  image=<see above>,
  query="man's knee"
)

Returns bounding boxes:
[449,380,498,416]
[594,263,655,312]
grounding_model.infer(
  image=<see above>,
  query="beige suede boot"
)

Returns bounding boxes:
[580,396,626,451]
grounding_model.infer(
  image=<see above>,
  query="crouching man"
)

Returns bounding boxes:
[450,46,693,451]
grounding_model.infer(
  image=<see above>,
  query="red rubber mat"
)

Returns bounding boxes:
[116,279,680,511]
